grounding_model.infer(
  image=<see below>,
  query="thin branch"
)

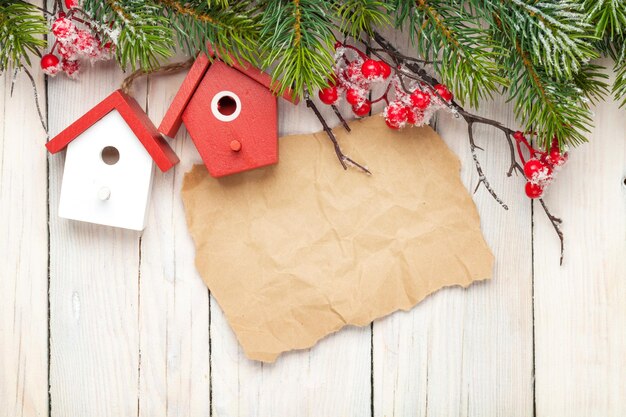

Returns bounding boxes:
[305,94,371,175]
[23,69,48,135]
[539,198,564,265]
[467,122,508,210]
[331,105,351,132]
[504,131,524,177]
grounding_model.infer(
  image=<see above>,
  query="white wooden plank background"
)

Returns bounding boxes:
[1,39,625,417]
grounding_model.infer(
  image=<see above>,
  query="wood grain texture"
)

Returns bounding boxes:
[371,32,533,417]
[208,98,372,417]
[47,61,142,417]
[1,43,625,417]
[0,9,49,415]
[534,62,626,417]
[137,69,211,417]
[372,96,534,417]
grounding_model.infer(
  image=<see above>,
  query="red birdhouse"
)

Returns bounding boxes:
[159,53,299,177]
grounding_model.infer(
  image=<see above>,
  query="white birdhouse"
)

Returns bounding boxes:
[46,90,179,230]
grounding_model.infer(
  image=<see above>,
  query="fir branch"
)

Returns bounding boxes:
[159,0,259,64]
[486,0,597,79]
[336,0,390,38]
[82,0,174,70]
[391,0,507,107]
[587,0,626,106]
[487,9,607,149]
[0,0,47,72]
[259,0,336,97]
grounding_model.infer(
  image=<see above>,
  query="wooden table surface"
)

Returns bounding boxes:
[1,45,625,417]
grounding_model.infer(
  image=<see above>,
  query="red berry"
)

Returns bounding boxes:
[61,59,80,78]
[513,131,525,141]
[352,100,371,117]
[334,41,343,49]
[385,101,409,129]
[386,118,401,129]
[65,0,78,7]
[318,86,339,105]
[410,90,431,110]
[434,84,453,101]
[525,182,544,199]
[361,59,381,80]
[547,148,566,166]
[523,159,545,180]
[345,61,361,79]
[346,88,364,106]
[378,61,391,79]
[406,108,423,125]
[41,54,60,70]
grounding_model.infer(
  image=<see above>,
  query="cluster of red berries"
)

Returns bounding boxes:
[40,0,114,79]
[514,131,568,199]
[383,83,452,129]
[318,42,454,129]
[318,43,393,117]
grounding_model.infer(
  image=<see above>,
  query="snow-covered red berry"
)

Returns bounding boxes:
[57,42,78,61]
[406,108,423,125]
[361,59,381,80]
[547,148,567,167]
[41,54,61,75]
[62,59,80,78]
[523,159,545,180]
[346,88,364,106]
[319,86,339,105]
[51,16,76,40]
[345,61,361,79]
[352,100,371,117]
[434,84,453,102]
[384,101,409,129]
[378,61,391,79]
[76,30,99,57]
[525,182,543,199]
[410,90,431,110]
[65,0,78,8]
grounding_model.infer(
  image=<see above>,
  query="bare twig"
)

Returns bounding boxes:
[331,105,351,132]
[23,69,48,135]
[539,198,564,265]
[467,122,508,210]
[305,94,371,175]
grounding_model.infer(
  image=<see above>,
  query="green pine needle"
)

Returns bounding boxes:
[0,0,47,71]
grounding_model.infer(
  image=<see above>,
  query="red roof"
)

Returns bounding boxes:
[159,52,299,138]
[46,90,179,172]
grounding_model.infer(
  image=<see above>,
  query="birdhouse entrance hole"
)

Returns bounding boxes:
[101,146,120,165]
[211,91,241,122]
[217,96,237,116]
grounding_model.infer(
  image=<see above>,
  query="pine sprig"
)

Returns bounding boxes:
[489,0,598,80]
[259,0,336,97]
[0,0,47,71]
[82,0,174,70]
[160,0,260,65]
[587,0,626,106]
[336,0,391,38]
[392,0,508,107]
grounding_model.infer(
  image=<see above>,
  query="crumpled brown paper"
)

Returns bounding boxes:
[181,116,494,362]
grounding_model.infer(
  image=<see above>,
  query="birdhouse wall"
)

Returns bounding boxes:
[181,61,279,177]
[58,110,155,230]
